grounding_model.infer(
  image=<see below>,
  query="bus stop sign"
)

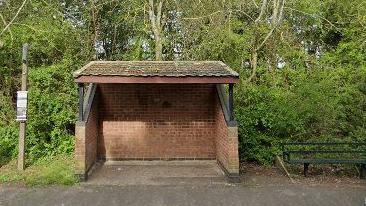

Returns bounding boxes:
[16,91,28,122]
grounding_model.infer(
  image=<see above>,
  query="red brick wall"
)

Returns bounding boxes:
[214,93,239,174]
[85,93,99,170]
[214,96,229,168]
[97,84,217,160]
[75,92,99,175]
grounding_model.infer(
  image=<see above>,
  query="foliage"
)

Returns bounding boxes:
[0,155,77,186]
[26,61,78,159]
[0,0,365,168]
[236,68,366,164]
[0,0,89,165]
[0,61,79,164]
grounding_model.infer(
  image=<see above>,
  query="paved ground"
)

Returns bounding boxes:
[1,183,365,206]
[86,160,226,186]
[1,161,365,206]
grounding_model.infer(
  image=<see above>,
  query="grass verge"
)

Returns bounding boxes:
[0,155,78,186]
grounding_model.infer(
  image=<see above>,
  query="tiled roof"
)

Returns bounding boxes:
[73,61,239,78]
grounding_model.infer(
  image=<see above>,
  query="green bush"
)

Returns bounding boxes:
[0,61,79,166]
[236,68,366,164]
[26,62,78,159]
[0,93,19,165]
[0,8,88,165]
[0,123,18,166]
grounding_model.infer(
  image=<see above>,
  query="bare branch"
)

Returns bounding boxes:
[256,0,285,51]
[271,0,280,25]
[256,27,275,51]
[148,0,155,20]
[277,0,285,25]
[231,9,255,21]
[255,0,268,22]
[156,0,164,29]
[252,0,259,8]
[181,8,254,22]
[181,10,224,20]
[0,0,27,37]
[148,0,157,32]
[0,13,13,46]
[284,6,340,31]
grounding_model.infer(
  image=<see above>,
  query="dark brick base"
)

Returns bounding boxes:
[217,160,241,183]
[99,157,216,161]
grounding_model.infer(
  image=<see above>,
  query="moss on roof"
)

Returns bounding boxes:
[73,61,239,78]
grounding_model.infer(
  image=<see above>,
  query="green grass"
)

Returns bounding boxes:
[0,155,78,186]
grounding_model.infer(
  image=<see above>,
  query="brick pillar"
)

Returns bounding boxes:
[227,126,239,174]
[75,121,87,180]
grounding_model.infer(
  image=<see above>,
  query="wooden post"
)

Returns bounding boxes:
[18,43,29,171]
[78,83,84,121]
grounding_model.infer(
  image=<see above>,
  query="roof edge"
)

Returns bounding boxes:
[73,61,96,78]
[75,76,239,84]
[217,61,239,77]
[73,61,240,79]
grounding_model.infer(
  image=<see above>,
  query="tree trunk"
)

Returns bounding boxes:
[91,0,99,60]
[248,49,258,82]
[155,33,163,61]
[148,0,164,61]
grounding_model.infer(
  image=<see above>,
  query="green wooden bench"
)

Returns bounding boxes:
[281,142,366,179]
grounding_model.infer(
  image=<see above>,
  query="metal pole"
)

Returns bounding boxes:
[18,43,29,170]
[78,83,84,121]
[229,84,234,121]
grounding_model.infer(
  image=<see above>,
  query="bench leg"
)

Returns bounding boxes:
[304,163,310,177]
[360,164,366,179]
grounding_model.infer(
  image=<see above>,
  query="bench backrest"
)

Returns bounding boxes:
[282,142,366,162]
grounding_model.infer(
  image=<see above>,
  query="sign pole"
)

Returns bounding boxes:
[18,43,29,171]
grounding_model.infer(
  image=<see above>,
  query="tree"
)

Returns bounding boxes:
[148,0,165,60]
[248,0,285,82]
[1,0,365,166]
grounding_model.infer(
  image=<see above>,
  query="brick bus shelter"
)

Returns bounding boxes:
[73,61,240,182]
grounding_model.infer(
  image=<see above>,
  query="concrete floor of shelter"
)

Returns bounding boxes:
[85,160,227,186]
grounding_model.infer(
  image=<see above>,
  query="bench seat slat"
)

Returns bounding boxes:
[286,158,366,164]
[284,150,366,154]
[283,142,366,146]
